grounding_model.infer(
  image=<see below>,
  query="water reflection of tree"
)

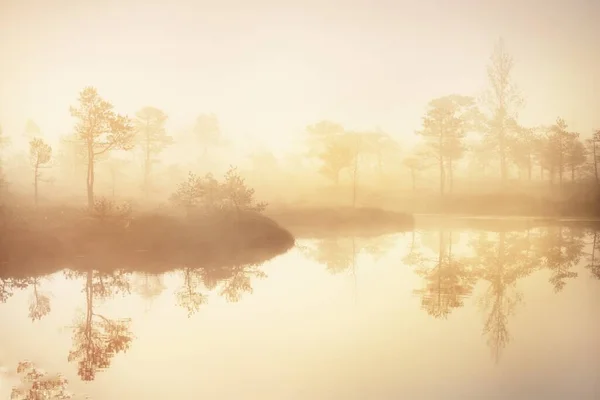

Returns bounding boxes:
[134,273,166,309]
[11,360,73,400]
[537,226,584,292]
[27,276,52,322]
[471,231,538,363]
[308,238,356,275]
[0,277,28,303]
[65,269,133,382]
[306,235,396,275]
[407,226,594,363]
[176,267,207,317]
[176,263,267,317]
[586,230,600,279]
[411,230,475,319]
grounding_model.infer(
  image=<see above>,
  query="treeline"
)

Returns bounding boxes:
[305,40,600,198]
[0,39,598,212]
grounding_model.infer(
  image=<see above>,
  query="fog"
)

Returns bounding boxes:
[1,1,600,399]
[1,0,599,215]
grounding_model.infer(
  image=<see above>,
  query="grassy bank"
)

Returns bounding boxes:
[394,193,599,218]
[0,205,295,279]
[266,206,415,238]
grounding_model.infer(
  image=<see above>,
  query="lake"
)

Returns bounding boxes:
[1,221,599,399]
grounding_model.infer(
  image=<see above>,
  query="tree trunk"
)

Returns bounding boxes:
[527,155,532,181]
[592,232,597,272]
[352,142,359,208]
[439,130,445,197]
[86,142,94,209]
[448,159,454,194]
[500,132,507,185]
[144,121,151,197]
[411,169,416,192]
[34,164,39,207]
[571,164,575,182]
[558,136,563,189]
[594,142,599,186]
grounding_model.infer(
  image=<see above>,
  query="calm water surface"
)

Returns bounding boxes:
[1,224,600,399]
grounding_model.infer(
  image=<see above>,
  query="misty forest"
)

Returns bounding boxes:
[1,40,599,225]
[1,21,600,400]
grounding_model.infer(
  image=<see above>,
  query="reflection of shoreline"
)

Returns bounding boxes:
[0,211,295,280]
[0,242,281,383]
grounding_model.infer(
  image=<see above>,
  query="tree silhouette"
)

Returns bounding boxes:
[481,38,523,184]
[319,135,355,185]
[417,95,479,196]
[306,121,354,185]
[170,172,208,216]
[170,167,266,218]
[545,118,579,188]
[134,107,173,196]
[587,129,600,186]
[345,130,397,207]
[221,166,268,215]
[507,123,541,181]
[66,269,133,381]
[566,139,587,182]
[69,87,135,209]
[29,138,52,207]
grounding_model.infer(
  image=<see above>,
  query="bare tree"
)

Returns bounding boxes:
[29,137,52,207]
[70,87,135,208]
[135,106,172,196]
[482,39,524,184]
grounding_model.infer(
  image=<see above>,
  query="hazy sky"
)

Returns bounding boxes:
[1,0,599,155]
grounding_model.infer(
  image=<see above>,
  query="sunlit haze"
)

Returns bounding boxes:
[1,0,599,157]
[1,2,600,399]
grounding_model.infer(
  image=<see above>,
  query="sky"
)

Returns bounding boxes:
[1,0,599,156]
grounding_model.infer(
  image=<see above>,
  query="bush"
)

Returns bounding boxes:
[170,166,267,217]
